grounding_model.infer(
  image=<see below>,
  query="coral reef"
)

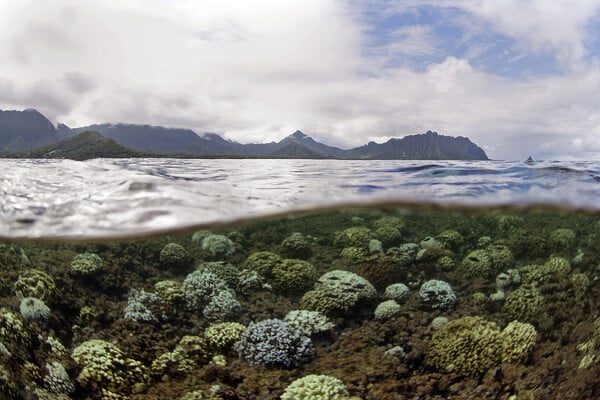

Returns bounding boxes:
[383,283,410,302]
[461,244,514,278]
[234,319,313,368]
[0,208,596,399]
[14,269,56,303]
[205,322,246,348]
[281,232,313,258]
[160,242,191,271]
[124,288,162,322]
[374,299,401,320]
[202,234,236,258]
[243,251,282,277]
[152,335,211,378]
[284,310,335,336]
[43,360,75,395]
[281,374,350,400]
[503,284,544,323]
[19,296,50,321]
[500,320,537,363]
[70,252,103,276]
[419,279,457,310]
[270,259,316,293]
[182,270,241,322]
[72,339,149,396]
[426,316,502,377]
[333,227,372,249]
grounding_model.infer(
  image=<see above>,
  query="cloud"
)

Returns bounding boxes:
[0,0,599,160]
[455,0,600,68]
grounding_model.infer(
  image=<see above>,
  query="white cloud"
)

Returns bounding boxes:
[0,0,599,160]
[456,0,600,68]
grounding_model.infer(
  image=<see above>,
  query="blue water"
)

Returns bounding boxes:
[1,158,599,239]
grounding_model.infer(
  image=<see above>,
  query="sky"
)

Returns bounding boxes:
[1,0,600,160]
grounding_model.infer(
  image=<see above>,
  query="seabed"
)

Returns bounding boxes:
[1,206,599,399]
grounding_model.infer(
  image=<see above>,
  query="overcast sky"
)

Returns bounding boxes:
[1,0,600,160]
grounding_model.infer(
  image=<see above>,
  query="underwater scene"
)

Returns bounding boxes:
[1,205,599,399]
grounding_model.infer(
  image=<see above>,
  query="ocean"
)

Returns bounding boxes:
[1,158,599,399]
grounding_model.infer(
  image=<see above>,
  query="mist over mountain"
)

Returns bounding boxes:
[1,109,488,160]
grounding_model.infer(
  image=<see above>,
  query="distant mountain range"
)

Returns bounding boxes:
[0,108,489,160]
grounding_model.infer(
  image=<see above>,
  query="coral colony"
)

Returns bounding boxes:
[0,210,598,398]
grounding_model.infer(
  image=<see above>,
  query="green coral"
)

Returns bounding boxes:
[500,320,537,363]
[70,252,103,276]
[576,317,600,369]
[333,227,372,249]
[201,234,236,258]
[72,339,149,395]
[281,232,313,258]
[0,244,29,270]
[271,259,317,293]
[549,228,576,251]
[502,284,543,323]
[205,322,246,348]
[436,255,456,271]
[300,289,355,315]
[426,316,502,377]
[154,280,185,305]
[339,247,366,263]
[504,228,548,259]
[151,336,210,377]
[461,244,514,278]
[159,242,191,271]
[13,269,56,303]
[196,261,240,287]
[0,308,31,346]
[569,273,590,298]
[461,249,491,277]
[372,216,404,230]
[521,257,571,284]
[281,374,350,400]
[243,251,282,278]
[191,230,212,245]
[426,316,537,376]
[436,230,464,252]
[300,270,376,315]
[373,226,401,246]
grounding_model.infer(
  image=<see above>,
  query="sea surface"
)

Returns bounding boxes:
[1,158,600,399]
[1,158,600,239]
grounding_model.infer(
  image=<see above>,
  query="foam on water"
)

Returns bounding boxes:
[1,158,600,239]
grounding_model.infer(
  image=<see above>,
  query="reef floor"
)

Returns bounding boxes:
[1,207,599,399]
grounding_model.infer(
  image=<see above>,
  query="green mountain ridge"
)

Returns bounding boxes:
[12,131,142,160]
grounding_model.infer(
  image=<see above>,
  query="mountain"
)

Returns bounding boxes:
[268,141,329,158]
[61,123,240,155]
[0,109,489,160]
[270,130,345,158]
[15,131,141,160]
[346,131,488,160]
[0,109,60,151]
